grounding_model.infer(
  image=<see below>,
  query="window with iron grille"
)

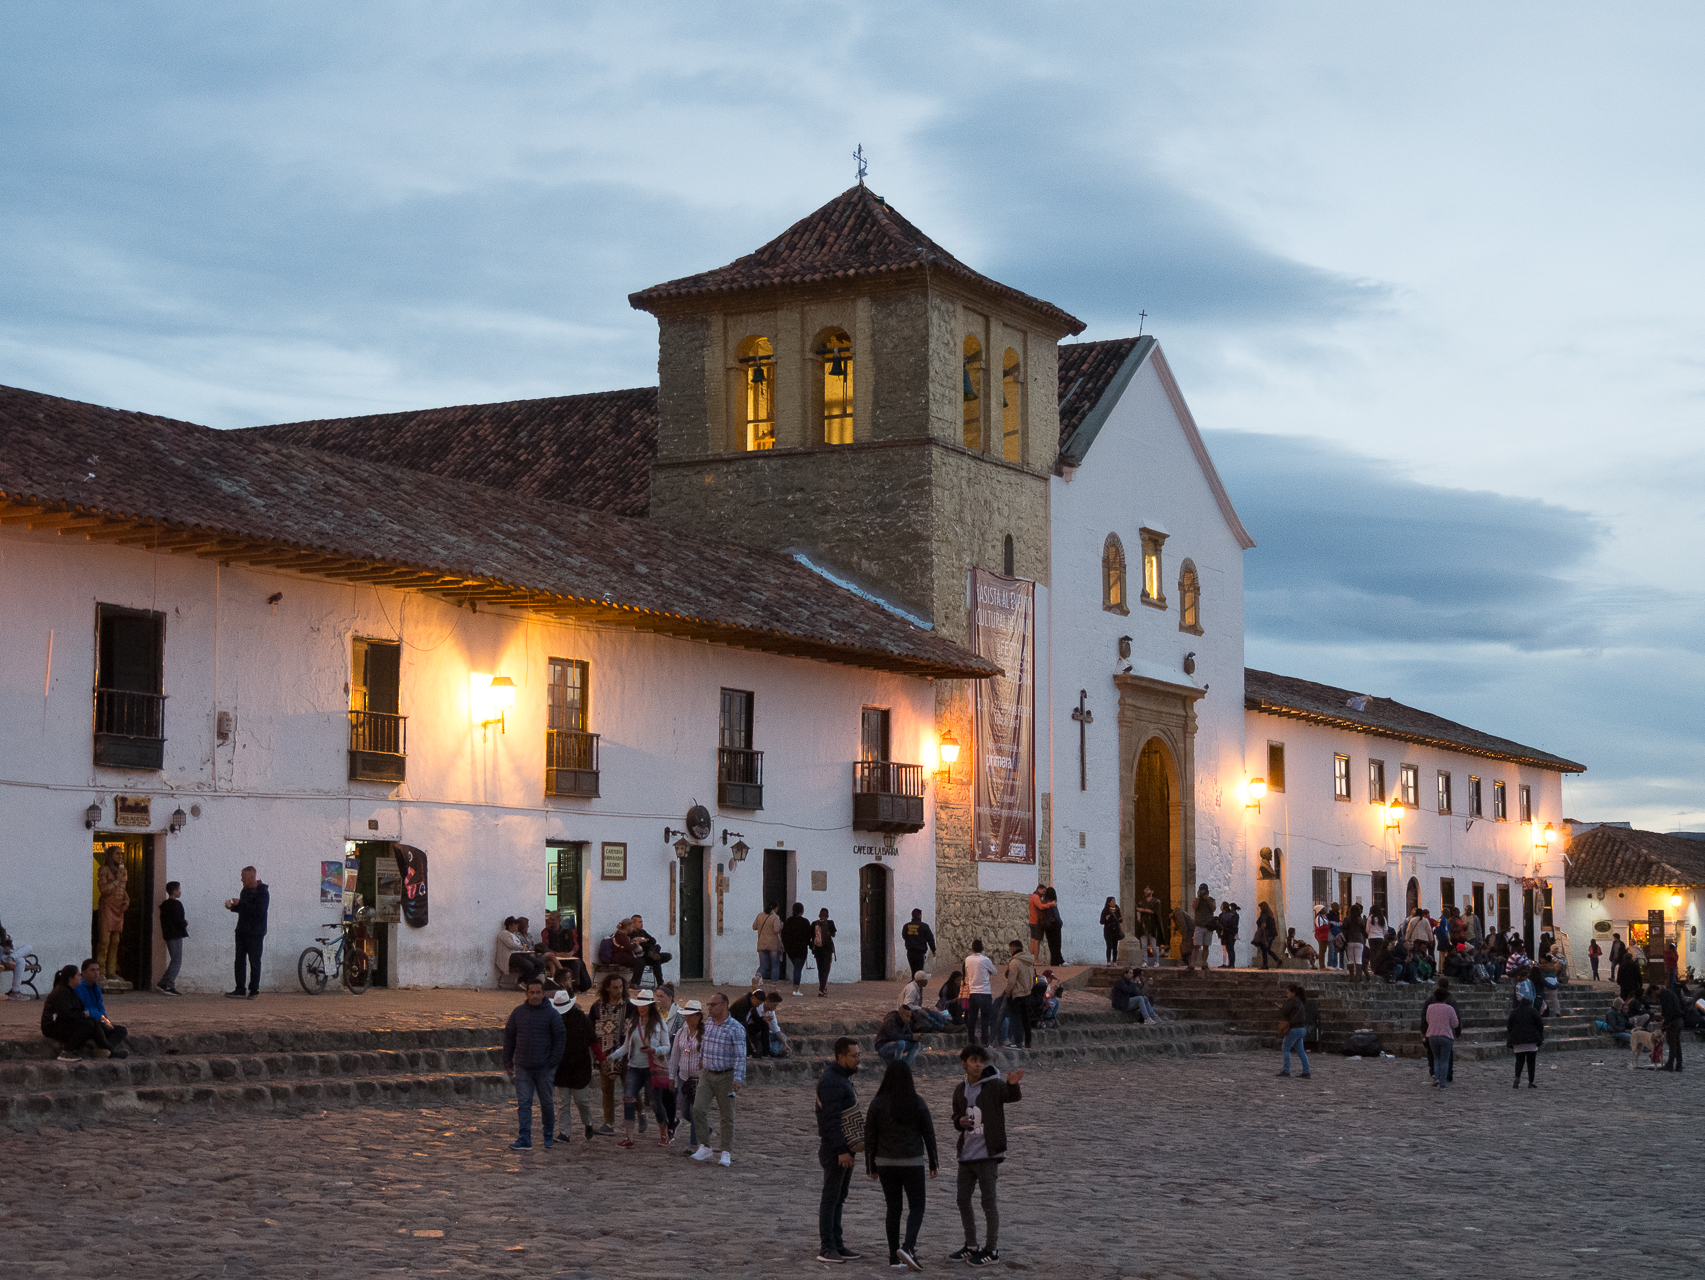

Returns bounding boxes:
[1334,754,1351,801]
[1312,867,1331,909]
[94,604,166,770]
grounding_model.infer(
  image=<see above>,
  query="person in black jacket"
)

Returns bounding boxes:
[815,1037,863,1264]
[782,903,814,996]
[40,965,112,1060]
[158,881,187,995]
[503,978,567,1150]
[864,1060,938,1271]
[223,866,269,999]
[1506,995,1545,1087]
[949,1045,1025,1267]
[811,909,838,997]
[551,989,597,1142]
[1659,984,1686,1072]
[902,909,938,979]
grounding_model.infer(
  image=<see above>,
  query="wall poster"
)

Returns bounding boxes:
[319,860,345,906]
[971,568,1036,864]
[601,841,628,881]
[395,844,429,928]
[373,856,403,924]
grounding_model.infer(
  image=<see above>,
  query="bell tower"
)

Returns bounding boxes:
[630,186,1084,964]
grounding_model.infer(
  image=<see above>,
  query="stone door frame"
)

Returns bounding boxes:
[1115,673,1205,927]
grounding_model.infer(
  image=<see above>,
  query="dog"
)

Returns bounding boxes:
[1630,1027,1665,1069]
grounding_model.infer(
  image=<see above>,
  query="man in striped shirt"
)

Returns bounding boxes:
[690,991,747,1167]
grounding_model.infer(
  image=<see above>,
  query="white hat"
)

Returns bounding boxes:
[550,990,574,1010]
[631,994,655,1007]
[680,1000,704,1016]
[635,988,655,1002]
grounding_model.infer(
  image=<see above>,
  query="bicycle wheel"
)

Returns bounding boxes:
[298,946,328,995]
[343,947,372,994]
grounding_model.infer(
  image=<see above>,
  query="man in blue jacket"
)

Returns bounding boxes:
[815,1036,863,1263]
[75,959,129,1058]
[503,977,568,1149]
[224,866,269,999]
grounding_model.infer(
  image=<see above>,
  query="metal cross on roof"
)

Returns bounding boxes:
[1137,310,1148,336]
[854,144,868,185]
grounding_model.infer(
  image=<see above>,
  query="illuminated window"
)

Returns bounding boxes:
[1001,349,1021,463]
[1493,780,1507,820]
[1139,528,1167,606]
[1400,764,1419,807]
[1178,559,1201,633]
[1334,754,1351,801]
[1368,759,1386,803]
[963,335,984,450]
[1102,534,1127,614]
[1267,742,1286,792]
[1437,771,1452,814]
[736,335,775,451]
[817,328,854,445]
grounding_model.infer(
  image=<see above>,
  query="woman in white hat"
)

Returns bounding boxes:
[669,999,706,1154]
[650,984,685,1141]
[609,992,671,1149]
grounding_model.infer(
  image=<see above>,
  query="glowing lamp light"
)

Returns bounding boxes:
[1536,822,1557,849]
[480,674,518,740]
[938,731,959,765]
[1246,777,1266,811]
[1671,893,1684,909]
[1385,798,1403,832]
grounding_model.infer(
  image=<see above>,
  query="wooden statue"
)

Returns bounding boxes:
[96,848,129,975]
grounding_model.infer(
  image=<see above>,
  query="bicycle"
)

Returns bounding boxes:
[297,907,375,995]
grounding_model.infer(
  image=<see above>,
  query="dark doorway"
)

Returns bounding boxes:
[1405,877,1420,917]
[551,842,585,946]
[1133,738,1173,941]
[1497,883,1511,933]
[859,863,889,980]
[762,849,789,920]
[92,833,154,990]
[678,846,705,980]
[1522,887,1536,956]
[1439,878,1456,920]
[1471,883,1485,929]
[354,841,393,988]
[1372,871,1389,923]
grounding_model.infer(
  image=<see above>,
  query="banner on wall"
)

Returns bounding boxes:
[396,845,429,928]
[319,861,344,907]
[971,568,1036,864]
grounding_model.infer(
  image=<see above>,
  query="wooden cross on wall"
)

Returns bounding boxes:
[1071,689,1093,791]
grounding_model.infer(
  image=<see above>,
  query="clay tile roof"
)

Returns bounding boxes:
[1244,668,1587,773]
[1057,336,1147,445]
[1566,826,1705,889]
[629,185,1085,335]
[239,388,658,519]
[0,383,996,680]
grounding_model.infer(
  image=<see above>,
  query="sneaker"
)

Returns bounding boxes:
[891,1264,909,1272]
[793,989,803,997]
[947,1247,977,1262]
[246,992,258,1000]
[691,1145,714,1161]
[718,1150,732,1167]
[617,1138,635,1149]
[836,1249,863,1260]
[542,1137,555,1148]
[88,1048,111,1059]
[818,991,827,997]
[597,1124,615,1136]
[1275,1070,1291,1077]
[585,1125,596,1140]
[4,991,27,1001]
[657,1133,670,1147]
[508,1139,532,1150]
[1297,1072,1311,1078]
[896,1247,921,1272]
[555,1132,572,1143]
[56,1052,82,1062]
[966,1249,990,1267]
[223,990,246,999]
[817,1253,847,1264]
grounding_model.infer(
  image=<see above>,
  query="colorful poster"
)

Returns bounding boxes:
[319,860,344,906]
[373,856,403,924]
[971,568,1036,864]
[396,845,429,928]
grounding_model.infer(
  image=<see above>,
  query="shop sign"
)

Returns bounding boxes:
[601,841,628,881]
[373,856,403,924]
[113,795,151,828]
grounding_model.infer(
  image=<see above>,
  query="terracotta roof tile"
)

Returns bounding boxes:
[0,383,995,679]
[1566,826,1705,889]
[240,388,657,518]
[1245,667,1587,773]
[1057,336,1145,445]
[629,185,1084,334]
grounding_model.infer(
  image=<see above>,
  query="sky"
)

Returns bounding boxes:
[2,3,1701,829]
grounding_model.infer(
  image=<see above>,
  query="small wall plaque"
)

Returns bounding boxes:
[810,870,828,892]
[600,841,628,881]
[113,795,151,828]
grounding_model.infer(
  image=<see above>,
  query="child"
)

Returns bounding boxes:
[157,882,187,994]
[949,1045,1025,1267]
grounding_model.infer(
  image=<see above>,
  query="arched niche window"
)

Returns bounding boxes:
[1003,534,1015,576]
[1178,559,1202,634]
[816,328,854,445]
[736,335,775,451]
[1139,527,1167,608]
[962,335,984,451]
[1102,533,1128,614]
[1001,349,1021,463]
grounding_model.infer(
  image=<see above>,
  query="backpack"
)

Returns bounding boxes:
[1343,1030,1383,1056]
[597,935,615,964]
[1027,977,1047,1014]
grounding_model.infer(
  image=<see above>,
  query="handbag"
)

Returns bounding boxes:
[646,1048,672,1092]
[840,1103,865,1154]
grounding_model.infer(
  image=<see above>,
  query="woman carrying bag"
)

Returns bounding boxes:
[864,1060,938,1271]
[669,1000,706,1153]
[609,993,671,1149]
[1100,897,1124,966]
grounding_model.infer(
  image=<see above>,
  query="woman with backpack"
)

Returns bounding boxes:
[810,909,838,997]
[864,1059,939,1271]
[1099,897,1124,965]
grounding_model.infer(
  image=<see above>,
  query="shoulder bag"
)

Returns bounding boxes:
[840,1102,866,1154]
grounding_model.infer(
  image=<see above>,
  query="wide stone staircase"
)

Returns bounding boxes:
[1086,967,1616,1061]
[1,999,1253,1129]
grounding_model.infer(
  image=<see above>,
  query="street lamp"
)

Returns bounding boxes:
[84,801,102,830]
[935,731,959,782]
[1246,777,1266,812]
[1385,798,1403,834]
[480,675,517,740]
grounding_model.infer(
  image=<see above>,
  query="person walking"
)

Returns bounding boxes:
[502,976,566,1150]
[224,865,269,999]
[1660,982,1686,1072]
[1587,938,1602,981]
[1424,983,1459,1089]
[865,1059,938,1272]
[1275,983,1310,1078]
[815,1036,864,1264]
[1099,897,1124,966]
[1423,979,1459,1085]
[811,908,838,997]
[1173,905,1197,969]
[1135,887,1163,968]
[902,909,938,980]
[1040,888,1063,966]
[1216,901,1240,969]
[1001,940,1035,1049]
[1608,932,1627,980]
[1191,885,1216,972]
[949,1044,1024,1267]
[157,881,187,994]
[1506,994,1544,1088]
[1342,904,1369,982]
[550,989,597,1143]
[669,999,705,1152]
[782,903,814,996]
[590,974,635,1134]
[752,903,785,982]
[1253,902,1282,971]
[962,941,998,1046]
[610,992,671,1149]
[690,990,746,1167]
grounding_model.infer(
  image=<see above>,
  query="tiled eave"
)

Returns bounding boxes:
[1245,697,1588,775]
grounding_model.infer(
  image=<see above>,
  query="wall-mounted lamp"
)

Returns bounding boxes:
[729,839,750,866]
[935,731,960,782]
[84,801,102,830]
[169,807,187,834]
[663,826,688,844]
[1385,798,1403,833]
[1670,893,1684,909]
[1245,777,1266,813]
[480,675,517,741]
[1535,821,1557,849]
[673,838,691,860]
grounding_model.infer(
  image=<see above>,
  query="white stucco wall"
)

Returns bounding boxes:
[0,526,938,991]
[1044,353,1250,963]
[1566,884,1702,981]
[1244,709,1569,947]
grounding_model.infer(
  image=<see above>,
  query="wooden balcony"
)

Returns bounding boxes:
[717,746,764,810]
[546,729,600,798]
[853,760,925,834]
[93,688,166,770]
[348,710,407,782]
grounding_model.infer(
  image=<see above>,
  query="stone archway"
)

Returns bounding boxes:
[1116,673,1204,946]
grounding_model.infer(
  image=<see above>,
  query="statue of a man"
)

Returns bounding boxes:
[97,848,129,976]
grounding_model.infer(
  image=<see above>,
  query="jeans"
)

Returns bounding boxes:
[789,954,807,987]
[1137,935,1159,966]
[819,1149,854,1252]
[677,1077,699,1147]
[1004,998,1033,1048]
[1429,1035,1454,1086]
[1590,959,1600,979]
[966,993,993,1045]
[758,950,785,981]
[233,932,264,994]
[1256,939,1282,969]
[5,942,30,993]
[630,957,665,989]
[878,1166,927,1257]
[513,1065,555,1141]
[160,937,183,990]
[812,947,833,993]
[693,1069,736,1150]
[1044,924,1063,966]
[906,949,929,980]
[1222,942,1237,968]
[1281,1026,1309,1074]
[956,1158,1000,1250]
[878,1038,920,1069]
[914,1006,952,1031]
[623,1064,650,1124]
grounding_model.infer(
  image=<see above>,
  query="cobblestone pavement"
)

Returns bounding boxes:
[6,1046,1700,1279]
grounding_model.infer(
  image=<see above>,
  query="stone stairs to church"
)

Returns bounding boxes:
[1084,967,1615,1061]
[0,1002,1254,1130]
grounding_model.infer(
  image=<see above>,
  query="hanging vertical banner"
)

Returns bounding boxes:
[971,568,1036,864]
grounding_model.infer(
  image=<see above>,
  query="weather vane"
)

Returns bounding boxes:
[854,143,868,186]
